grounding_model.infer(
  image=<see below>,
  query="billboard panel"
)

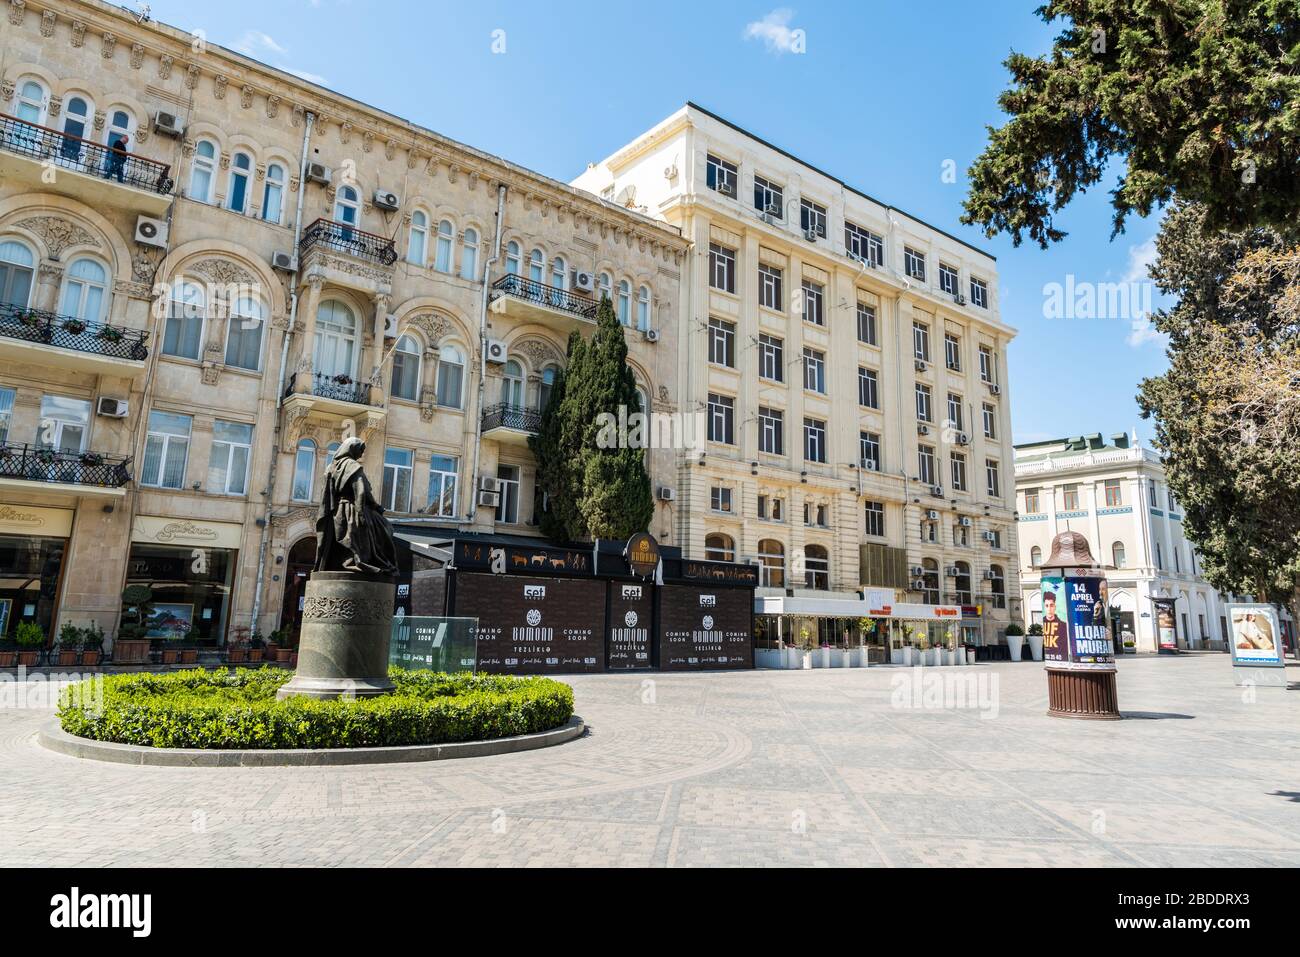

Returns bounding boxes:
[658,584,753,670]
[455,573,605,674]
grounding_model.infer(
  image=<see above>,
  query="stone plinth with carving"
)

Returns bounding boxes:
[275,572,396,700]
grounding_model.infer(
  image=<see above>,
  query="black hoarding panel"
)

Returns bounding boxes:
[607,581,653,670]
[410,568,447,617]
[658,584,753,670]
[455,573,605,674]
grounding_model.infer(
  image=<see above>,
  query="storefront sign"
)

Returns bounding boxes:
[624,532,661,579]
[886,603,962,621]
[1226,603,1284,668]
[679,559,760,586]
[453,540,593,577]
[455,573,605,674]
[0,504,74,538]
[861,587,893,616]
[132,515,244,550]
[658,584,752,670]
[607,582,653,670]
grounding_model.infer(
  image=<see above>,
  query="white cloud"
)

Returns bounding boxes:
[235,30,286,57]
[744,9,801,54]
[1122,234,1168,347]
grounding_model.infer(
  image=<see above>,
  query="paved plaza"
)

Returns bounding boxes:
[0,654,1297,867]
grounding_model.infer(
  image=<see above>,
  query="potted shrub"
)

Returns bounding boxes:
[159,631,182,665]
[1025,622,1044,661]
[0,630,17,668]
[56,623,82,666]
[1006,622,1026,662]
[96,325,124,343]
[115,584,154,664]
[178,627,200,665]
[61,318,87,335]
[78,451,104,467]
[269,628,294,663]
[227,636,248,664]
[79,622,104,665]
[248,631,265,663]
[856,617,876,668]
[899,625,915,665]
[15,621,44,667]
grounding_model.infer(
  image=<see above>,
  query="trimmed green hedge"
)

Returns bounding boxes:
[58,668,574,750]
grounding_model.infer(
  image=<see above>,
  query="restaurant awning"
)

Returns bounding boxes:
[754,594,962,621]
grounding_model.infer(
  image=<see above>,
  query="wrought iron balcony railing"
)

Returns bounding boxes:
[286,371,377,406]
[481,402,543,435]
[0,443,132,488]
[491,274,599,321]
[299,218,398,267]
[0,113,173,194]
[0,302,149,361]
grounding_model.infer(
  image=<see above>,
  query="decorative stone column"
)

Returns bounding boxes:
[276,572,396,700]
[293,276,324,394]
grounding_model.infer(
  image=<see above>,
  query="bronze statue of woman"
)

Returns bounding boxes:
[314,437,399,575]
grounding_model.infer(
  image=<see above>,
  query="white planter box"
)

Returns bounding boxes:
[832,648,851,668]
[755,648,783,669]
[890,646,903,665]
[855,647,871,668]
[1027,634,1044,661]
[815,647,832,669]
[966,648,976,665]
[903,646,917,666]
[785,646,809,669]
[1007,634,1024,662]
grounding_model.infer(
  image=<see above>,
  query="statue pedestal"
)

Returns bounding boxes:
[277,572,396,700]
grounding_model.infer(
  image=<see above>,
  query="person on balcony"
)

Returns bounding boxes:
[104,132,129,183]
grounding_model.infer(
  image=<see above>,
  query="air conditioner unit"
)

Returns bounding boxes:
[373,188,400,211]
[305,163,331,186]
[572,270,595,293]
[956,432,970,445]
[988,383,1001,395]
[760,212,776,226]
[910,566,925,577]
[663,164,678,180]
[766,204,781,217]
[152,110,184,138]
[917,424,930,435]
[383,313,399,339]
[861,458,877,471]
[485,338,508,364]
[930,485,944,497]
[270,251,296,272]
[803,229,819,242]
[479,476,501,494]
[656,486,676,502]
[643,328,660,343]
[984,570,997,580]
[983,531,997,543]
[958,516,972,527]
[717,181,735,198]
[911,578,927,590]
[96,396,128,418]
[915,359,928,373]
[946,566,961,577]
[477,490,500,508]
[134,215,168,248]
[954,294,967,306]
[925,509,939,521]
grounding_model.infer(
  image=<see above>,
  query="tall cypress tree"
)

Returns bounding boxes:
[528,297,654,542]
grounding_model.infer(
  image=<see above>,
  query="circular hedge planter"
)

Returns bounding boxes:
[57,667,575,751]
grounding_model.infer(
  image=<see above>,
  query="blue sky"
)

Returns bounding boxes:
[153,0,1172,445]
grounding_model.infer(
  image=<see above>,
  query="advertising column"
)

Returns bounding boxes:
[1153,598,1179,654]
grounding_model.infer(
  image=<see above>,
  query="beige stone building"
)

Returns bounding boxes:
[0,0,687,648]
[574,104,1022,650]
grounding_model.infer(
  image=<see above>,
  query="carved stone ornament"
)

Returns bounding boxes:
[266,94,280,119]
[189,257,256,287]
[158,54,173,80]
[101,32,116,59]
[14,216,100,259]
[132,250,155,282]
[241,85,254,110]
[130,42,145,69]
[213,75,228,99]
[40,8,54,36]
[70,19,85,47]
[407,312,449,344]
[302,595,392,623]
[185,63,199,89]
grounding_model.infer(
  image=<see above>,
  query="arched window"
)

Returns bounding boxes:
[635,385,649,416]
[1112,542,1126,568]
[804,544,830,590]
[501,359,524,407]
[227,152,253,213]
[989,564,1006,608]
[58,258,108,323]
[390,334,421,401]
[953,560,972,605]
[598,272,612,305]
[0,239,37,308]
[461,227,479,280]
[637,285,651,331]
[434,220,454,272]
[189,139,217,203]
[225,295,265,371]
[15,79,46,125]
[334,185,359,227]
[617,279,631,325]
[758,539,785,588]
[325,441,340,468]
[262,162,286,223]
[313,299,357,381]
[60,96,91,161]
[551,256,566,290]
[528,248,544,283]
[291,439,317,502]
[162,280,205,359]
[1030,546,1042,568]
[538,364,558,410]
[505,241,521,275]
[704,533,735,563]
[436,344,464,408]
[922,558,940,604]
[407,210,428,265]
[105,109,132,148]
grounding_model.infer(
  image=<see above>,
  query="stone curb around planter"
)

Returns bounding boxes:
[38,715,585,767]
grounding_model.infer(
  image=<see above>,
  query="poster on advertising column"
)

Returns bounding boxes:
[1063,570,1115,667]
[1153,598,1179,653]
[1227,603,1284,668]
[1040,576,1068,663]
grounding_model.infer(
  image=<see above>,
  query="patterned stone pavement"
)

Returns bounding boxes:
[0,654,1297,867]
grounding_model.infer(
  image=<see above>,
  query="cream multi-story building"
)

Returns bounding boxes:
[1012,431,1293,653]
[574,104,1022,646]
[0,0,687,649]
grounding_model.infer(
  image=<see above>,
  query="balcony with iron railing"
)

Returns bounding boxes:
[481,403,543,445]
[0,113,173,212]
[285,371,380,407]
[0,301,149,375]
[0,443,131,497]
[299,218,398,268]
[489,274,599,330]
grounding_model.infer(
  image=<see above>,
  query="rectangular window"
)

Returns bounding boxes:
[918,444,936,486]
[141,411,192,489]
[208,420,253,495]
[982,403,996,438]
[708,393,734,445]
[904,246,926,281]
[382,447,413,512]
[864,501,885,537]
[1148,483,1158,508]
[1024,488,1040,513]
[986,459,1001,498]
[1062,484,1080,511]
[754,175,783,217]
[913,321,931,362]
[757,333,784,382]
[970,276,989,308]
[944,333,961,371]
[947,393,964,432]
[801,280,824,325]
[858,366,879,409]
[987,528,1003,549]
[427,453,458,517]
[162,293,204,360]
[915,383,932,422]
[800,198,827,238]
[225,308,264,372]
[845,222,884,266]
[758,406,784,455]
[759,263,783,310]
[950,452,967,492]
[859,431,880,471]
[495,464,520,524]
[939,262,959,296]
[979,344,995,383]
[37,395,90,451]
[803,417,827,463]
[1104,478,1123,507]
[709,243,735,293]
[710,486,733,513]
[0,387,13,444]
[706,154,737,196]
[802,347,826,394]
[708,317,735,367]
[856,302,877,345]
